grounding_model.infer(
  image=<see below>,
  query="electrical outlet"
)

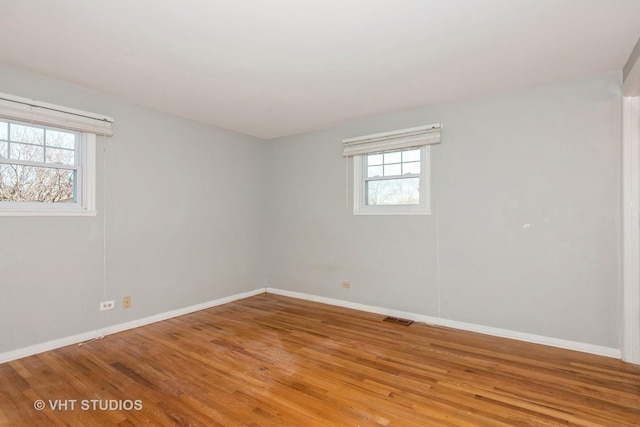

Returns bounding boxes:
[342,281,351,289]
[99,300,115,311]
[123,296,131,308]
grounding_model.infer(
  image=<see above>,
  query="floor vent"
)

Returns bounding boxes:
[383,316,414,326]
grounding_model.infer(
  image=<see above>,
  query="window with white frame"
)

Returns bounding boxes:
[0,93,113,216]
[356,146,428,212]
[344,124,440,215]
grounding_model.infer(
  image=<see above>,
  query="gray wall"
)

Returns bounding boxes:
[0,65,623,354]
[0,65,267,353]
[266,72,621,348]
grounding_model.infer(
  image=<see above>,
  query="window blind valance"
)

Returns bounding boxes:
[342,123,441,157]
[0,92,114,136]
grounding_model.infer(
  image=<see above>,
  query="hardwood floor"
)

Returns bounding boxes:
[1,293,639,426]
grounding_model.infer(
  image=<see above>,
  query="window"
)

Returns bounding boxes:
[354,147,430,214]
[0,92,113,216]
[343,123,440,215]
[0,119,93,213]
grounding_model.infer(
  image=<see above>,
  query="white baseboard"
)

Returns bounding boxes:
[0,330,104,365]
[100,288,265,336]
[266,287,621,359]
[0,288,266,364]
[0,286,620,364]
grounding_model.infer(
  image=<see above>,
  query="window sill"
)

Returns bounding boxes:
[353,209,431,216]
[0,209,97,217]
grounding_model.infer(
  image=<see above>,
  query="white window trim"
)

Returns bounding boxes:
[0,93,111,217]
[0,132,97,217]
[343,123,440,216]
[353,146,431,215]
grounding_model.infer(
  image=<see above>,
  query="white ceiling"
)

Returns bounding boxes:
[1,1,639,140]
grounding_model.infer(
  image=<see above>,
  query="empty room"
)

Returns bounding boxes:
[1,0,640,425]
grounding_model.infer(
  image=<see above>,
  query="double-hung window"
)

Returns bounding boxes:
[1,120,82,205]
[0,92,113,216]
[357,147,428,213]
[344,124,441,215]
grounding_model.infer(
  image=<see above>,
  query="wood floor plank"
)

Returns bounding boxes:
[1,293,639,426]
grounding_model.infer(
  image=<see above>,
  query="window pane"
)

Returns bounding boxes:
[384,163,401,176]
[367,153,383,166]
[367,165,383,178]
[10,143,44,162]
[45,147,75,166]
[366,178,419,205]
[402,149,420,162]
[0,164,76,203]
[403,161,420,175]
[384,151,401,164]
[0,141,7,158]
[10,124,44,145]
[46,130,76,149]
[0,122,7,141]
